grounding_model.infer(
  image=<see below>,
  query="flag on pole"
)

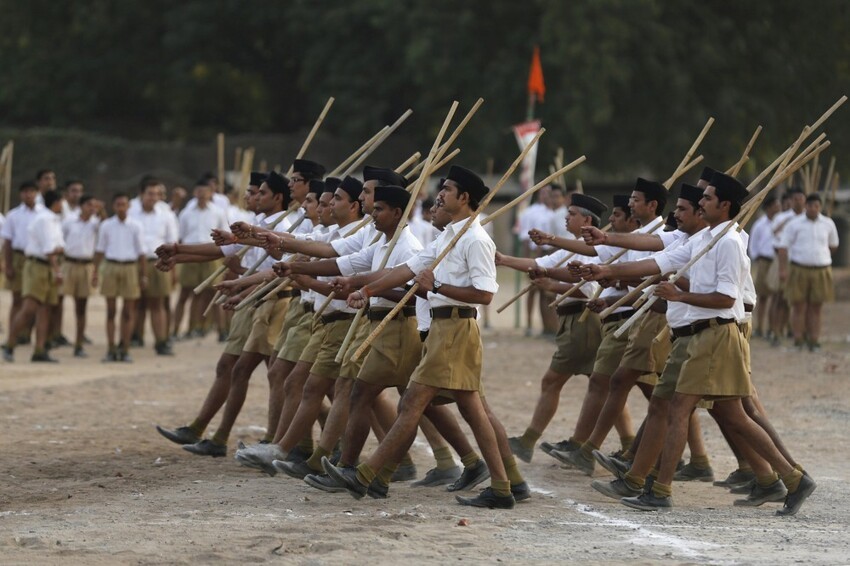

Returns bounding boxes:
[527,46,546,103]
[512,120,542,194]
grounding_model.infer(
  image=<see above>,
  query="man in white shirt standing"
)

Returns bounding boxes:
[747,195,781,337]
[93,193,146,362]
[3,190,65,362]
[62,195,100,357]
[130,180,179,355]
[776,193,839,351]
[768,187,805,345]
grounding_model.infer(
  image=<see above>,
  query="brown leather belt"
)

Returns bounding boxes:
[791,262,829,269]
[64,256,93,264]
[290,289,301,298]
[26,256,49,265]
[320,311,356,324]
[276,289,296,299]
[302,302,314,313]
[602,310,634,324]
[106,259,136,265]
[671,317,735,339]
[556,302,584,317]
[744,303,753,313]
[367,306,417,321]
[430,306,477,319]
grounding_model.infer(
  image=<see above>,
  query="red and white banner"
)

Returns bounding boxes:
[512,120,541,193]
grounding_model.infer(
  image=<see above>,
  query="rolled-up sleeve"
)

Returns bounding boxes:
[466,238,499,293]
[406,239,437,275]
[653,239,692,275]
[714,238,743,299]
[337,244,376,276]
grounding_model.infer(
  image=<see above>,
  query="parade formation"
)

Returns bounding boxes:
[0,97,844,523]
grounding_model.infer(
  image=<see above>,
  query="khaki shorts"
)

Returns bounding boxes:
[309,317,354,379]
[243,298,289,356]
[223,307,253,356]
[653,335,691,400]
[651,326,673,374]
[274,294,303,352]
[592,317,630,376]
[62,261,94,298]
[358,315,422,388]
[549,311,602,376]
[101,261,141,300]
[339,315,371,379]
[620,310,668,374]
[6,250,25,292]
[22,259,59,305]
[677,321,752,399]
[411,313,482,392]
[143,260,172,298]
[278,302,315,362]
[752,257,773,297]
[179,261,220,289]
[785,264,833,304]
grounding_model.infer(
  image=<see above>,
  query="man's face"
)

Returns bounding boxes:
[113,197,129,218]
[21,188,38,207]
[698,186,725,224]
[674,198,703,234]
[431,199,452,230]
[195,185,212,205]
[49,197,64,214]
[244,186,259,212]
[156,184,167,202]
[371,201,400,233]
[360,181,377,214]
[318,192,334,226]
[437,180,464,214]
[80,199,96,218]
[805,199,821,220]
[171,187,187,207]
[302,192,319,221]
[255,184,280,214]
[141,187,159,209]
[66,183,84,205]
[288,172,310,203]
[609,208,630,232]
[566,205,589,237]
[37,171,56,191]
[549,189,565,210]
[629,191,653,219]
[766,200,781,217]
[791,192,806,213]
[781,197,791,211]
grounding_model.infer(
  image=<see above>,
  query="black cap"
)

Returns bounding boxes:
[678,183,704,206]
[570,193,608,217]
[446,165,488,202]
[338,176,363,202]
[633,177,667,212]
[308,179,325,197]
[612,194,630,210]
[250,172,267,187]
[265,171,288,195]
[699,167,718,183]
[708,172,748,204]
[363,166,408,188]
[323,177,341,193]
[292,159,326,178]
[373,185,411,210]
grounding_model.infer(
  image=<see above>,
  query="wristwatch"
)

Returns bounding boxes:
[432,280,443,294]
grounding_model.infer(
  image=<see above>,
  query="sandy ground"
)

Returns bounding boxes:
[0,273,849,565]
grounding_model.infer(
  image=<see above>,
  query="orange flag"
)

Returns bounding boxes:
[527,46,546,102]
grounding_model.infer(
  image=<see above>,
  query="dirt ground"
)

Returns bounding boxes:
[1,272,849,565]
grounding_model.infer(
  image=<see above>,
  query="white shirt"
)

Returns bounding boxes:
[251,210,294,272]
[227,204,255,225]
[518,202,553,249]
[408,216,439,248]
[178,203,228,244]
[331,221,378,257]
[183,193,230,213]
[1,203,44,251]
[308,222,361,314]
[657,229,697,329]
[337,226,423,309]
[62,201,81,221]
[406,216,498,309]
[748,214,775,260]
[536,248,600,305]
[129,197,171,215]
[549,206,571,239]
[96,216,145,261]
[771,209,801,247]
[62,216,100,260]
[777,213,839,267]
[130,206,179,257]
[24,209,64,259]
[654,221,748,324]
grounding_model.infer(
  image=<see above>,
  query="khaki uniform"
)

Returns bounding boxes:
[22,258,59,305]
[62,260,94,298]
[549,304,602,376]
[100,261,141,300]
[677,321,751,399]
[357,308,421,388]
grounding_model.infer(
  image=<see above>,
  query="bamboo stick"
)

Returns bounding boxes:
[234,147,243,172]
[822,156,836,193]
[405,147,460,179]
[673,118,714,175]
[349,131,560,362]
[286,96,335,177]
[727,126,762,176]
[342,110,413,177]
[3,141,13,214]
[217,133,225,196]
[826,172,839,217]
[327,127,389,178]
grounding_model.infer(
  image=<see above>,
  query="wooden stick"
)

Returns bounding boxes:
[328,127,389,178]
[577,287,603,322]
[822,156,836,193]
[664,155,704,189]
[482,156,587,226]
[0,141,11,214]
[234,147,243,172]
[287,96,335,177]
[349,131,556,362]
[217,133,226,196]
[673,117,714,175]
[405,147,461,179]
[342,110,414,177]
[826,172,839,217]
[396,152,421,176]
[728,126,762,176]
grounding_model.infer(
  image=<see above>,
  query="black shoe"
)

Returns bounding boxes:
[714,468,756,488]
[273,459,319,480]
[73,346,87,358]
[621,490,672,511]
[446,460,490,492]
[540,438,580,456]
[156,425,201,446]
[304,473,347,493]
[31,351,59,363]
[102,350,119,363]
[673,463,715,482]
[218,330,228,343]
[508,436,533,463]
[367,479,389,499]
[734,479,788,507]
[320,457,367,499]
[411,466,462,487]
[390,463,417,482]
[776,474,817,516]
[2,345,14,362]
[551,448,595,475]
[593,449,630,479]
[155,342,174,356]
[285,446,312,464]
[729,478,756,494]
[16,335,31,346]
[455,487,515,509]
[511,481,531,502]
[129,334,144,348]
[53,334,71,347]
[592,478,643,500]
[182,439,226,457]
[119,350,133,362]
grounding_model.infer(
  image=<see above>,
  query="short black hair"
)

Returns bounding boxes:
[43,190,62,209]
[79,195,95,206]
[139,174,158,191]
[761,195,778,210]
[806,193,822,204]
[141,178,162,193]
[36,168,54,180]
[64,178,83,189]
[112,191,130,203]
[19,181,37,192]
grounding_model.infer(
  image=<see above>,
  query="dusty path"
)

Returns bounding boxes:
[0,284,848,565]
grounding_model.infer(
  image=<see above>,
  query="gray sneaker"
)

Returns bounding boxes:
[621,490,673,511]
[304,472,347,493]
[592,478,642,500]
[776,474,817,516]
[714,468,756,489]
[508,436,534,463]
[734,479,787,507]
[446,460,490,492]
[540,438,580,456]
[673,463,715,482]
[390,463,417,482]
[411,466,462,487]
[551,448,595,475]
[156,425,201,446]
[593,449,630,479]
[273,458,319,480]
[182,439,226,458]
